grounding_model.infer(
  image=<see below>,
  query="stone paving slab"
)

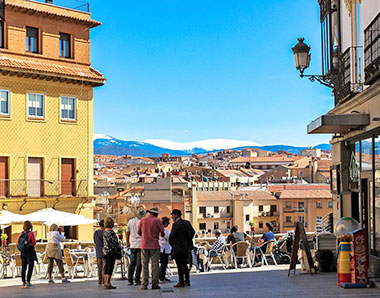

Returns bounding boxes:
[0,265,379,298]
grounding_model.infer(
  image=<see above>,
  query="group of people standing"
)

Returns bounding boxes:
[94,207,195,291]
[16,221,70,289]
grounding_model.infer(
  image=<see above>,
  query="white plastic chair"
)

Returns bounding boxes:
[252,240,277,266]
[206,245,227,271]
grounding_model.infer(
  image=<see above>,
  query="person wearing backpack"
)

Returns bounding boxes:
[16,220,37,289]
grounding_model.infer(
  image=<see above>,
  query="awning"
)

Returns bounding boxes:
[25,208,96,226]
[307,114,370,134]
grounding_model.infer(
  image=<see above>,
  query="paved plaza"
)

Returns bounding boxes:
[0,265,379,298]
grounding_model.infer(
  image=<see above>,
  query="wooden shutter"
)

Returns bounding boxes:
[0,157,8,197]
[61,158,74,196]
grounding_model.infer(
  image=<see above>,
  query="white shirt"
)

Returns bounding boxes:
[127,217,142,249]
[159,227,172,254]
[47,231,65,245]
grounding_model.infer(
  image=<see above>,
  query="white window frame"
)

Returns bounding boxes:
[0,90,10,116]
[28,93,44,119]
[60,96,76,121]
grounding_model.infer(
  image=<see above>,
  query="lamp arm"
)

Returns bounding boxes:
[300,74,334,88]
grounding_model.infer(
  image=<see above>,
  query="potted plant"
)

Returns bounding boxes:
[248,220,255,232]
[1,233,8,246]
[116,226,126,240]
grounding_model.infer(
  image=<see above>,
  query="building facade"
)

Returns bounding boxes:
[0,0,104,241]
[306,0,380,277]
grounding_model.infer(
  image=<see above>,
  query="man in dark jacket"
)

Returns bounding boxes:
[169,209,195,288]
[93,219,106,286]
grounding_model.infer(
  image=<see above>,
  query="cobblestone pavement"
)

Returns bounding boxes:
[0,265,379,298]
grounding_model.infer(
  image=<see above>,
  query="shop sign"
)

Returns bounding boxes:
[349,152,359,182]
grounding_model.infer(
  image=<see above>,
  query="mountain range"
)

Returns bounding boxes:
[94,134,331,157]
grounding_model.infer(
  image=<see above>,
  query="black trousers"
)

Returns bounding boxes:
[128,248,141,283]
[104,254,116,275]
[21,254,34,283]
[174,252,190,284]
[159,252,169,280]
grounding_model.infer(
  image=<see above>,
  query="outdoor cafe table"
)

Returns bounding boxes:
[69,250,90,277]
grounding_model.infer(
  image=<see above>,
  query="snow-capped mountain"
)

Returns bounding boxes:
[143,139,262,152]
[93,134,331,157]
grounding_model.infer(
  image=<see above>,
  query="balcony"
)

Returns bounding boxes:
[0,179,88,198]
[333,48,354,105]
[33,0,90,12]
[364,12,380,85]
[257,211,279,217]
[283,208,305,213]
[284,222,296,228]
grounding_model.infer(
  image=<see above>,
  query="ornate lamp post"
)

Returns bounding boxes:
[292,38,334,88]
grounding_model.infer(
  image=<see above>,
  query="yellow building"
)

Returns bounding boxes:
[0,0,105,242]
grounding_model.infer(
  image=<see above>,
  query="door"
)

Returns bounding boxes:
[61,158,74,196]
[28,158,43,197]
[0,157,8,197]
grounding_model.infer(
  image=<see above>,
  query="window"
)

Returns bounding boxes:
[26,27,39,53]
[226,221,231,229]
[259,221,263,228]
[213,222,219,230]
[298,216,304,223]
[245,214,249,221]
[60,96,76,121]
[199,207,206,214]
[28,93,44,118]
[285,216,291,223]
[298,202,305,211]
[328,200,333,208]
[316,201,322,208]
[0,90,9,115]
[199,223,206,230]
[285,201,292,209]
[270,205,277,212]
[226,206,230,213]
[258,205,263,212]
[0,21,4,49]
[59,33,71,58]
[214,206,219,214]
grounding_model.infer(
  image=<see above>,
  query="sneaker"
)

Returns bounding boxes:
[164,278,171,282]
[21,283,27,289]
[135,281,141,286]
[128,281,134,286]
[62,278,70,283]
[104,284,116,290]
[48,279,55,285]
[141,285,148,290]
[25,283,34,288]
[185,282,191,287]
[151,285,160,290]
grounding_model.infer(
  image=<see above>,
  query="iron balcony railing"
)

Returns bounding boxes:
[333,48,354,105]
[0,179,88,198]
[364,12,380,85]
[33,0,90,13]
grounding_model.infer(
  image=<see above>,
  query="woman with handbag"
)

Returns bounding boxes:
[103,216,121,290]
[16,220,37,289]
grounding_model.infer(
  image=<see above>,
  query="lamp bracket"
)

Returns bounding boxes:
[300,72,334,88]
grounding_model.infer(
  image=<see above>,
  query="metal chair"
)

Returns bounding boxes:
[252,240,277,266]
[231,241,252,269]
[206,244,227,271]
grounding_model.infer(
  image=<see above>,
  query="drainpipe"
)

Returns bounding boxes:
[227,191,234,226]
[351,0,359,92]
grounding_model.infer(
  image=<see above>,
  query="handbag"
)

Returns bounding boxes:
[113,246,122,260]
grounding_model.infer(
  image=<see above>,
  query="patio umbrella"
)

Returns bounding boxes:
[0,210,27,226]
[25,208,96,226]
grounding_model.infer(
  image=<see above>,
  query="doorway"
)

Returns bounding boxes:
[28,157,43,197]
[61,158,75,196]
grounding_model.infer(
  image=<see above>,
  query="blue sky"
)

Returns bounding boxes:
[89,0,333,146]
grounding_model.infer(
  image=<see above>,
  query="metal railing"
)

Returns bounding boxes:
[364,12,380,85]
[32,0,90,12]
[334,48,354,104]
[0,179,88,198]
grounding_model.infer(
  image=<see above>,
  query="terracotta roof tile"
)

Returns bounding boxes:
[231,156,295,163]
[279,189,332,199]
[0,56,105,83]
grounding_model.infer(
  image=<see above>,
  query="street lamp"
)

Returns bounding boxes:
[291,37,334,88]
[292,38,311,77]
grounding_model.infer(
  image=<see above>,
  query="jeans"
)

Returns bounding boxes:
[174,252,190,285]
[97,257,106,284]
[128,248,142,283]
[141,249,160,287]
[159,252,169,280]
[21,255,34,283]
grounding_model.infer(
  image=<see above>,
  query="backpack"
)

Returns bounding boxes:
[17,231,30,253]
